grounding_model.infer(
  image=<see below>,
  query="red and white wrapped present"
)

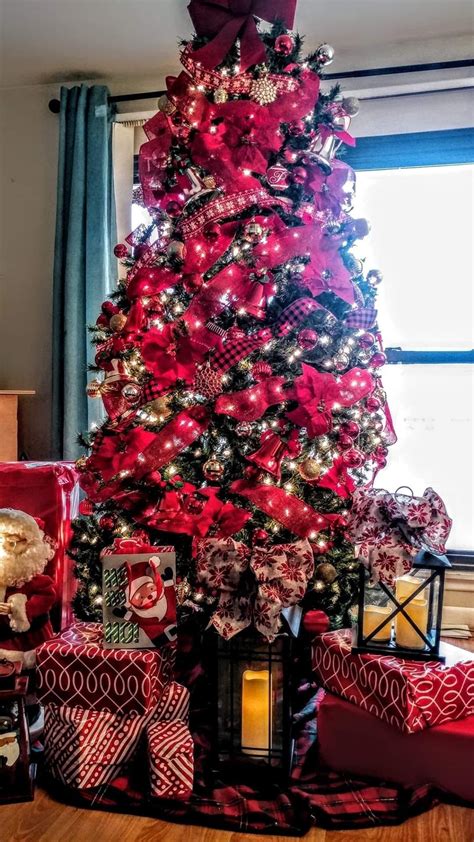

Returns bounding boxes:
[147,681,193,799]
[0,461,80,629]
[44,703,145,790]
[36,622,174,715]
[312,629,474,734]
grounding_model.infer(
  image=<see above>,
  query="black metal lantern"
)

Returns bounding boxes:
[212,611,299,782]
[352,549,451,662]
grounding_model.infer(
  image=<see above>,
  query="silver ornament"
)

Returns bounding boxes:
[122,383,141,404]
[316,44,335,66]
[342,96,360,116]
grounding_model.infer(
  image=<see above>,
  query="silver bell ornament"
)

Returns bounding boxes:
[342,97,360,116]
[316,44,335,66]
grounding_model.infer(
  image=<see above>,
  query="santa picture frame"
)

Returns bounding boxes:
[102,547,177,649]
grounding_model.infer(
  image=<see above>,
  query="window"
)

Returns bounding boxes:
[351,154,473,553]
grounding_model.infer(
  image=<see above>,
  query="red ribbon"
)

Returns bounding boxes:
[215,376,286,421]
[231,479,342,538]
[135,405,211,477]
[188,0,297,71]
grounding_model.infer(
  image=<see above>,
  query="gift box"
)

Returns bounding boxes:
[318,691,474,804]
[44,703,145,789]
[147,719,194,800]
[0,462,80,629]
[37,622,175,715]
[312,629,474,733]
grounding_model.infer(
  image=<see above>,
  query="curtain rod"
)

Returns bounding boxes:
[48,58,473,113]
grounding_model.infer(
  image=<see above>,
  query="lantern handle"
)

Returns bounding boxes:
[394,485,414,503]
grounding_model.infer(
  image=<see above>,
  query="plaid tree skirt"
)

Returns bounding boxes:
[40,629,457,834]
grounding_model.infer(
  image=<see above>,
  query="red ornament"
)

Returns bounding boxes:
[203,222,221,242]
[366,395,382,412]
[99,515,115,531]
[79,499,94,516]
[358,332,375,349]
[340,420,360,438]
[288,119,305,137]
[183,495,205,515]
[338,433,354,451]
[113,243,129,259]
[283,147,298,164]
[266,164,290,190]
[146,470,163,485]
[275,34,294,56]
[303,609,330,636]
[342,448,364,467]
[297,328,318,350]
[253,528,269,544]
[166,200,182,218]
[292,166,307,185]
[101,301,118,316]
[251,361,272,381]
[369,352,387,368]
[183,273,203,294]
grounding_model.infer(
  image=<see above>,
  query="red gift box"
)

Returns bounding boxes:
[0,461,80,629]
[318,691,474,804]
[312,629,474,734]
[44,703,145,789]
[36,622,174,715]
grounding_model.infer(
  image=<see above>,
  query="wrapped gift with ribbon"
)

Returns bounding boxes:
[195,536,313,640]
[345,486,453,587]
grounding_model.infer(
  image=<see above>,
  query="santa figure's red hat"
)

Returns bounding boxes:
[125,557,164,607]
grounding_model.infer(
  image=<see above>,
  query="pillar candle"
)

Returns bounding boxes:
[241,669,271,756]
[363,604,392,642]
[395,575,429,649]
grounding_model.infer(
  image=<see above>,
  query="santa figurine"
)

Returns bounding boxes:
[0,509,56,667]
[119,556,177,647]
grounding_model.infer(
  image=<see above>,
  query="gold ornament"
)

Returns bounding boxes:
[214,86,228,104]
[75,456,88,471]
[243,221,264,243]
[315,562,337,584]
[203,458,225,482]
[202,175,217,189]
[149,395,173,421]
[250,73,277,105]
[176,577,192,606]
[298,457,322,481]
[109,313,128,333]
[167,240,186,262]
[158,94,176,115]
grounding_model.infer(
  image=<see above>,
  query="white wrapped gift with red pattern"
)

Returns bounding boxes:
[312,629,474,734]
[37,622,174,715]
[43,681,193,797]
[44,703,145,789]
[147,681,193,799]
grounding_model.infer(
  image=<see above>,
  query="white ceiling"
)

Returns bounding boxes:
[1,0,473,89]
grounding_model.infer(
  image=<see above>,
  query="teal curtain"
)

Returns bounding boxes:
[52,85,116,459]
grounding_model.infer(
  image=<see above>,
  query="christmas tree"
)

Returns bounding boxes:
[70,0,395,639]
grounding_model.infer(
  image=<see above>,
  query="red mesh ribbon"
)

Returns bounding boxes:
[135,406,211,477]
[195,535,312,640]
[180,188,287,237]
[231,479,343,538]
[215,376,286,421]
[188,0,297,71]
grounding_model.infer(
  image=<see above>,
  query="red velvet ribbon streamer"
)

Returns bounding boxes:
[231,479,342,538]
[215,376,286,421]
[135,405,211,477]
[188,0,297,71]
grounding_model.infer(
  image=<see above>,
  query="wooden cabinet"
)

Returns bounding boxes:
[0,392,35,461]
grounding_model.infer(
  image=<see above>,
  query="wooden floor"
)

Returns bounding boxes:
[2,790,473,842]
[2,637,473,841]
